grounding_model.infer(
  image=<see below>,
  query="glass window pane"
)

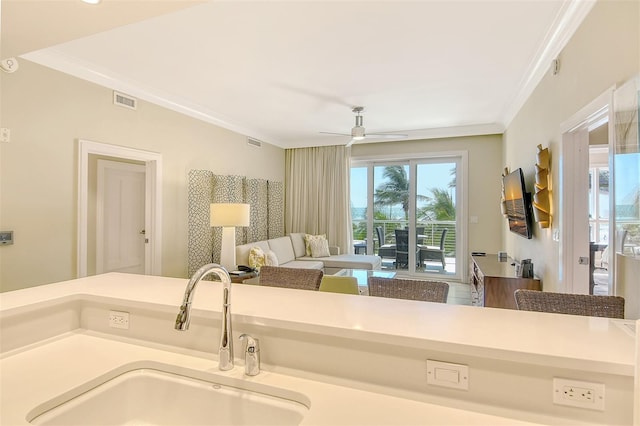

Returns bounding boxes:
[350,167,368,254]
[373,164,409,268]
[598,169,609,219]
[416,162,456,275]
[351,158,462,279]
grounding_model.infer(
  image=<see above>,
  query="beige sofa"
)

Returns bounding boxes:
[236,233,382,275]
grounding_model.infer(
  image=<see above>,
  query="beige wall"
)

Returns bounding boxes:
[504,0,640,291]
[352,134,505,263]
[0,60,285,292]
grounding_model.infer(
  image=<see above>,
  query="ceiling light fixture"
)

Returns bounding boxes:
[81,0,101,5]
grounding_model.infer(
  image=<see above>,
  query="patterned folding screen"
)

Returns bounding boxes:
[187,170,284,277]
[268,181,284,238]
[187,170,214,277]
[244,178,269,243]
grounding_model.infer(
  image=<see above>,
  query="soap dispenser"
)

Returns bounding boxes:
[239,334,260,376]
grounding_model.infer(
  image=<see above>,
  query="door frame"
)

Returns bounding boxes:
[78,139,162,277]
[559,87,614,294]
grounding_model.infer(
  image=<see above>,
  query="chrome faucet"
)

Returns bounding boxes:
[175,263,234,371]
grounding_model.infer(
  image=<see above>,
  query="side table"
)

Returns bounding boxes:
[230,271,258,283]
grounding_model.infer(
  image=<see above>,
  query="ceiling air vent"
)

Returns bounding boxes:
[113,91,137,110]
[247,138,262,148]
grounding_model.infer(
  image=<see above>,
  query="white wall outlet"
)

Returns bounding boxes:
[553,378,605,411]
[426,360,469,390]
[0,128,10,143]
[109,310,130,330]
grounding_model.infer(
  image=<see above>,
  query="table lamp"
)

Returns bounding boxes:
[210,203,250,271]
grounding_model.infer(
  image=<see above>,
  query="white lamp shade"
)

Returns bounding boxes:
[210,203,250,227]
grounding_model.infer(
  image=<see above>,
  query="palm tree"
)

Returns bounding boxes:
[374,166,409,218]
[374,166,428,219]
[419,188,456,221]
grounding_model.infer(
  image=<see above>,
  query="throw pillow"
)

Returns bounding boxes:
[264,250,279,266]
[248,246,266,271]
[304,234,327,257]
[309,237,331,258]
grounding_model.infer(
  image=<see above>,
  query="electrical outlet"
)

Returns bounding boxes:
[553,378,605,411]
[109,310,129,330]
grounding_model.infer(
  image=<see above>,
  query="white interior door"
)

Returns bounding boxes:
[560,88,614,295]
[560,129,591,294]
[96,160,146,274]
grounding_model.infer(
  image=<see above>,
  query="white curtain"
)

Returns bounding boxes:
[285,145,352,255]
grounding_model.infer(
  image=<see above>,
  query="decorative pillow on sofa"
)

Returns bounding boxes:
[264,249,279,266]
[309,237,331,258]
[248,246,266,271]
[304,234,327,256]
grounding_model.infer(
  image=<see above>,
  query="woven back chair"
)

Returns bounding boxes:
[514,289,625,319]
[368,276,449,303]
[258,266,323,291]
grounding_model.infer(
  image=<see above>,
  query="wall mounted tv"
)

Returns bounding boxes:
[503,168,533,239]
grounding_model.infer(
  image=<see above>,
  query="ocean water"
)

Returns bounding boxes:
[351,206,407,220]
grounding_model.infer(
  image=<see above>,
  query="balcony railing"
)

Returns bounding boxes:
[352,220,456,257]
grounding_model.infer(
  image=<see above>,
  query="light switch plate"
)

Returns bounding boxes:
[426,359,469,390]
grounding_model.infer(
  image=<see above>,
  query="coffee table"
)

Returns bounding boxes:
[334,269,396,295]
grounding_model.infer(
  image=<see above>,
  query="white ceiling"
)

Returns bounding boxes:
[6,1,595,149]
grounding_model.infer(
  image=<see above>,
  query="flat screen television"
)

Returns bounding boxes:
[503,168,533,239]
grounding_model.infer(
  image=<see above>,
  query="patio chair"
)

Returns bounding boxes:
[394,229,419,269]
[258,266,323,291]
[514,289,624,318]
[375,226,396,264]
[419,228,448,269]
[368,276,449,302]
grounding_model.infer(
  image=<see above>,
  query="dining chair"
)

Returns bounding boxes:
[406,226,425,244]
[514,289,625,318]
[368,276,449,303]
[394,229,419,269]
[258,266,323,291]
[376,226,396,262]
[319,276,360,295]
[419,228,448,269]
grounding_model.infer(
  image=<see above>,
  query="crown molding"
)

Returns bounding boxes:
[21,48,280,147]
[501,0,597,128]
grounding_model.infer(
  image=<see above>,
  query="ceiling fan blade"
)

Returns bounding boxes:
[319,131,351,137]
[364,133,409,139]
[345,138,356,148]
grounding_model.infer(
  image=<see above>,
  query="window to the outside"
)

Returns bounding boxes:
[588,167,609,244]
[350,156,464,280]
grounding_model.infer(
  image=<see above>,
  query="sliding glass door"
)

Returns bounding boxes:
[351,155,464,280]
[415,161,457,274]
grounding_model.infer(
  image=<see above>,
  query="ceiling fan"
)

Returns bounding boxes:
[320,106,408,147]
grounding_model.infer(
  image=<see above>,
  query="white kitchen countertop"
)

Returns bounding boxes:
[0,273,637,425]
[1,273,635,376]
